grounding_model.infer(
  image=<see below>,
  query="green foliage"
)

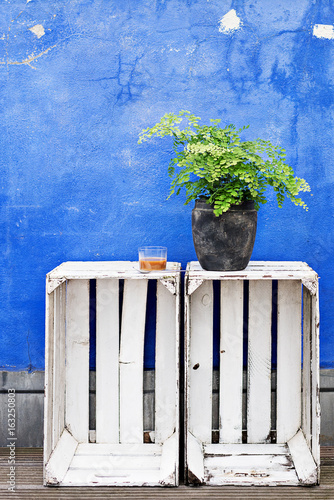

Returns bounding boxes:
[138,110,311,216]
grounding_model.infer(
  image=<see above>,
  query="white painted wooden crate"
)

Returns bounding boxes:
[185,261,320,486]
[44,261,180,487]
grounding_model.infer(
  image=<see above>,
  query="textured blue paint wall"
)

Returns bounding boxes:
[1,0,333,370]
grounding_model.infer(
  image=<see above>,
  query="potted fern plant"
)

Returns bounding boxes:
[138,110,310,271]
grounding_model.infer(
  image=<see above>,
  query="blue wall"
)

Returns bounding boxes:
[1,0,333,370]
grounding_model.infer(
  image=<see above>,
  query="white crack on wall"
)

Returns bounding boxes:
[313,24,334,40]
[0,45,56,69]
[219,9,242,34]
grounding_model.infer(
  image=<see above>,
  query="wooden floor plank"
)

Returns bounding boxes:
[1,448,334,498]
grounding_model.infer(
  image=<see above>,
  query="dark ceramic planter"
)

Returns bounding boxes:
[192,199,257,271]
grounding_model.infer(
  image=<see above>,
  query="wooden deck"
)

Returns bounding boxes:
[1,448,334,499]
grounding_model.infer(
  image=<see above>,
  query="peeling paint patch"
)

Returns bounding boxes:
[29,24,45,39]
[65,207,80,212]
[219,9,241,34]
[313,24,334,40]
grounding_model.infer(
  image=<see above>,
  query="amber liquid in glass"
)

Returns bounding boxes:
[139,258,167,271]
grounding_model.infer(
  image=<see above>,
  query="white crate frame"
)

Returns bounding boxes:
[44,261,180,487]
[185,261,320,486]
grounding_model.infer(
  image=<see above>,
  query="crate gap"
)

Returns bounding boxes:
[143,280,156,441]
[89,279,96,434]
[271,280,278,443]
[243,280,249,443]
[212,280,220,442]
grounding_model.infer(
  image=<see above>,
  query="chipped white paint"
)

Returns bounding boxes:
[65,206,79,212]
[161,45,181,53]
[219,9,241,34]
[313,24,334,40]
[29,24,45,39]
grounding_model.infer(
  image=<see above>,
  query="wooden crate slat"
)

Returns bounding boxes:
[277,280,302,443]
[242,261,311,269]
[70,454,161,470]
[203,443,299,486]
[76,443,162,456]
[96,279,119,444]
[186,262,317,284]
[52,288,60,448]
[119,279,148,444]
[188,280,213,444]
[205,453,292,469]
[47,261,181,281]
[287,429,317,485]
[59,283,66,441]
[247,280,272,443]
[302,286,312,446]
[52,283,66,448]
[43,288,55,467]
[62,468,162,486]
[204,443,288,456]
[219,280,243,444]
[65,279,90,443]
[188,261,313,272]
[155,280,178,444]
[204,457,299,486]
[45,429,78,485]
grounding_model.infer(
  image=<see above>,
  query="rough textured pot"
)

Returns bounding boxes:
[192,199,257,271]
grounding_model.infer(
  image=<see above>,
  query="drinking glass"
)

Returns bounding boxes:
[138,246,167,271]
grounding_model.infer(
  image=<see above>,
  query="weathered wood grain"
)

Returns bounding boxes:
[187,281,213,444]
[52,283,66,449]
[303,286,312,447]
[186,261,317,282]
[311,281,321,477]
[119,279,148,444]
[288,429,317,484]
[45,429,78,485]
[187,432,204,484]
[96,279,119,444]
[159,432,178,485]
[247,280,272,443]
[47,261,181,282]
[65,279,90,443]
[277,280,302,443]
[155,280,178,444]
[43,287,54,469]
[219,280,243,444]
